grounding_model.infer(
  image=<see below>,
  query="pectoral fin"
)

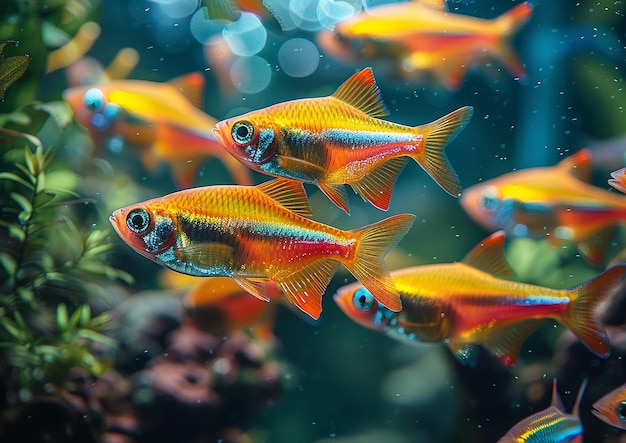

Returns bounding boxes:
[177,243,234,270]
[232,277,271,302]
[277,155,327,181]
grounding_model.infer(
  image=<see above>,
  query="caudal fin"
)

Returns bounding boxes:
[493,2,534,81]
[345,214,416,312]
[564,264,626,357]
[415,106,473,198]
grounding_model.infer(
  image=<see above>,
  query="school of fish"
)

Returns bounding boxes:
[54,0,626,441]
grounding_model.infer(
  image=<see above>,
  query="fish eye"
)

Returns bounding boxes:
[126,208,151,234]
[83,88,105,112]
[616,401,626,421]
[479,187,501,212]
[232,121,254,145]
[353,288,375,311]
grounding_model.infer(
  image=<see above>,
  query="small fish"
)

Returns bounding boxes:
[183,276,282,342]
[63,72,252,188]
[334,231,626,367]
[592,382,626,430]
[316,1,533,90]
[460,149,626,266]
[213,67,473,214]
[498,378,587,443]
[110,178,415,319]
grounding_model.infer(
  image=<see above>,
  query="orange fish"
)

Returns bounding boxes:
[460,150,626,266]
[213,67,473,214]
[334,231,626,367]
[316,1,533,90]
[110,178,415,319]
[63,72,252,188]
[183,277,282,342]
[498,378,586,442]
[592,382,626,430]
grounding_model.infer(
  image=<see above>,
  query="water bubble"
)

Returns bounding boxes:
[156,0,198,19]
[223,12,267,56]
[190,7,225,44]
[230,56,272,93]
[278,38,320,78]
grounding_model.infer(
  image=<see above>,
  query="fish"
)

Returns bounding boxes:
[497,378,587,442]
[183,276,282,342]
[592,382,626,430]
[334,230,626,367]
[460,149,626,266]
[63,72,253,188]
[213,67,473,214]
[109,178,416,319]
[316,0,533,90]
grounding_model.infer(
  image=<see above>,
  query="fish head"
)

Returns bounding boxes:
[63,85,122,134]
[316,29,362,63]
[213,114,278,169]
[592,384,626,430]
[334,282,392,332]
[460,182,516,231]
[109,202,178,262]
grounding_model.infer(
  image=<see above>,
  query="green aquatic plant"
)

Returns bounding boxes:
[0,129,130,397]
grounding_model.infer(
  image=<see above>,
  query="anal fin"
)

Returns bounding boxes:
[482,319,544,367]
[274,259,339,320]
[350,157,407,211]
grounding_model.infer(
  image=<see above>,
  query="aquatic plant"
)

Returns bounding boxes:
[0,129,131,399]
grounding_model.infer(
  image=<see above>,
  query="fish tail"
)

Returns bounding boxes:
[492,2,534,80]
[495,2,534,37]
[564,264,626,357]
[414,106,473,198]
[345,214,416,312]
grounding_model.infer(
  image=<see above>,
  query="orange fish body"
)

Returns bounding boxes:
[334,231,626,367]
[316,1,533,90]
[213,67,473,213]
[110,178,415,319]
[63,72,252,188]
[592,382,626,430]
[460,150,626,266]
[498,378,586,442]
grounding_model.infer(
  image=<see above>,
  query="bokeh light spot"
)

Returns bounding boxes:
[278,38,320,78]
[223,12,267,56]
[230,56,272,93]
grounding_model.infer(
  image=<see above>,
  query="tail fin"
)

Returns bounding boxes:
[345,214,416,312]
[414,106,473,198]
[564,264,626,357]
[493,2,534,80]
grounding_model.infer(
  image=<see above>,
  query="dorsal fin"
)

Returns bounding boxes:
[257,178,313,217]
[557,149,592,182]
[461,231,515,278]
[572,378,588,417]
[169,72,205,109]
[550,378,566,411]
[332,67,389,118]
[609,167,626,194]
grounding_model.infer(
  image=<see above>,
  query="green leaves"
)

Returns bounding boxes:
[0,40,30,101]
[0,140,125,395]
